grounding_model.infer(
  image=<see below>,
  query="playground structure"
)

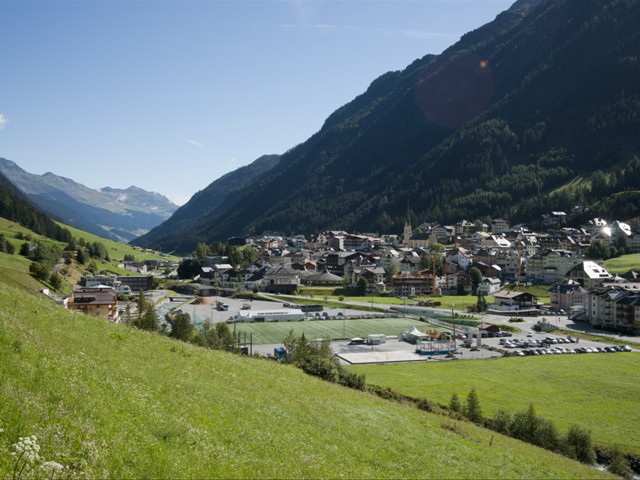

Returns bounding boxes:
[401,325,457,355]
[415,338,456,356]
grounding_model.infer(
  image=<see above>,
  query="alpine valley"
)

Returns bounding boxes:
[133,0,640,254]
[0,158,178,242]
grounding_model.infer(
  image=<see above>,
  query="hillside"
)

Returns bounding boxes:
[0,170,72,244]
[133,154,280,251]
[0,214,176,297]
[0,284,611,478]
[135,0,640,253]
[0,158,178,242]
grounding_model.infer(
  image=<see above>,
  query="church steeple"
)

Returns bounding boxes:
[403,220,412,246]
[403,200,412,245]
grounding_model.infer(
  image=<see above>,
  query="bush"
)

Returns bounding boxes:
[29,262,50,281]
[449,393,462,413]
[561,424,596,464]
[337,369,366,391]
[604,446,633,479]
[490,409,512,434]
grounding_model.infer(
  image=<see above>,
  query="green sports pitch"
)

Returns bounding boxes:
[232,318,450,345]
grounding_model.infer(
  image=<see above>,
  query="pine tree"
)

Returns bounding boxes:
[463,388,483,423]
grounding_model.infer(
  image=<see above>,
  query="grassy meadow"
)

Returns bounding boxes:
[0,284,613,479]
[349,354,640,455]
[58,222,178,263]
[605,253,640,274]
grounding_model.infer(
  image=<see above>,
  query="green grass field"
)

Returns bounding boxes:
[0,284,610,479]
[0,251,46,292]
[349,355,640,455]
[233,318,448,344]
[605,253,640,274]
[58,222,178,263]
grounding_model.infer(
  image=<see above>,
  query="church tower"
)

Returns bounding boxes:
[403,221,412,246]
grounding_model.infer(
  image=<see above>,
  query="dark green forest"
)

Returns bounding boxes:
[134,0,640,254]
[0,171,72,243]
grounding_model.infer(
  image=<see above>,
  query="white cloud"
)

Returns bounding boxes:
[186,138,204,148]
[0,114,7,129]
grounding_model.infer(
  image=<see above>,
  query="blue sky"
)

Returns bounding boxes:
[0,0,512,205]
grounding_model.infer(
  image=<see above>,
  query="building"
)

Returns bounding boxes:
[261,266,300,294]
[478,277,502,296]
[491,218,510,235]
[234,308,305,323]
[526,249,578,285]
[118,275,154,292]
[67,287,119,321]
[549,279,587,311]
[82,274,131,296]
[566,261,613,289]
[391,270,437,297]
[585,283,640,332]
[489,291,538,315]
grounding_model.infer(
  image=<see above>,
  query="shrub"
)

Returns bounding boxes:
[449,393,462,413]
[562,424,596,464]
[28,262,49,281]
[491,409,512,434]
[605,446,633,479]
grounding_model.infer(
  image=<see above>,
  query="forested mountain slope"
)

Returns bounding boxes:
[133,154,280,251]
[0,170,71,243]
[137,0,640,253]
[0,158,177,242]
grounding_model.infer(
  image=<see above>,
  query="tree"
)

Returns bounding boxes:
[170,312,194,342]
[469,267,482,296]
[476,293,488,312]
[384,262,399,284]
[449,393,462,413]
[194,242,210,259]
[49,273,62,291]
[606,446,633,479]
[491,409,512,434]
[135,307,158,332]
[19,242,30,256]
[177,259,202,279]
[510,403,539,443]
[76,248,86,265]
[356,277,369,296]
[562,424,596,464]
[29,262,50,281]
[463,388,483,423]
[214,322,235,351]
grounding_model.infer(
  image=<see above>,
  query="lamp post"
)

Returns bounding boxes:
[451,303,456,349]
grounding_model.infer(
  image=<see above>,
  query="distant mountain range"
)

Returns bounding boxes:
[132,0,640,254]
[0,158,178,242]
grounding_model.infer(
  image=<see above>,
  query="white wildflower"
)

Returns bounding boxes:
[41,461,65,472]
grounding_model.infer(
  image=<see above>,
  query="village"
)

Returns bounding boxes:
[59,213,640,345]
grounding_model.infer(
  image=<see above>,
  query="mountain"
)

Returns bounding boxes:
[0,170,72,243]
[136,0,640,253]
[132,154,280,251]
[0,158,178,242]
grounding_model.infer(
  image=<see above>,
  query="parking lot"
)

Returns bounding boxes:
[479,329,633,356]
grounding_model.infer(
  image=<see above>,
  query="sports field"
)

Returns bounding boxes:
[233,318,449,345]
